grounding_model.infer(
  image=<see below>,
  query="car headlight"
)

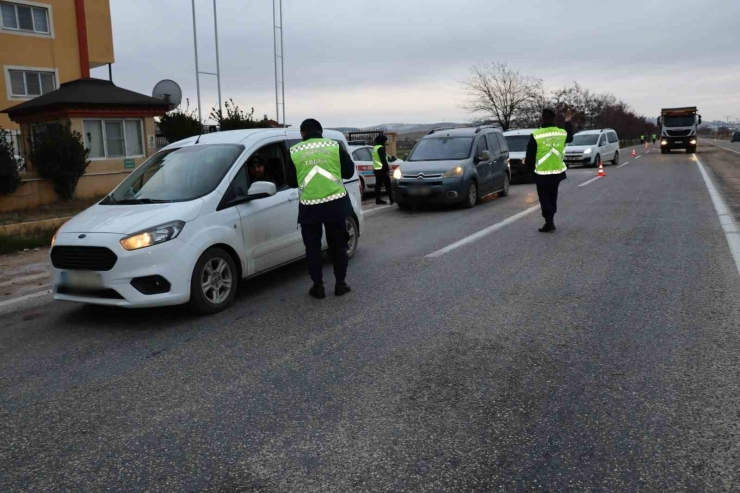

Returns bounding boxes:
[690,139,697,145]
[51,229,59,248]
[661,140,668,145]
[392,168,402,180]
[443,166,464,178]
[583,148,592,154]
[120,220,185,251]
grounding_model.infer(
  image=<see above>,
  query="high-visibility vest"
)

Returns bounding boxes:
[532,127,567,175]
[372,145,384,171]
[652,134,656,139]
[290,138,346,205]
[640,135,645,140]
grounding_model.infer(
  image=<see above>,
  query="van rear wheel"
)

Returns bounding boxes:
[463,181,478,209]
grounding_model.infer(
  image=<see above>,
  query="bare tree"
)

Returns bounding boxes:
[462,62,543,131]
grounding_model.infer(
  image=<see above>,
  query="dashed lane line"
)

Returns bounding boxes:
[617,161,630,168]
[694,154,740,277]
[578,176,603,187]
[426,206,540,258]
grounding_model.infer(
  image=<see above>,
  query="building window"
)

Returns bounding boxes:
[8,69,55,97]
[0,1,49,34]
[84,119,144,159]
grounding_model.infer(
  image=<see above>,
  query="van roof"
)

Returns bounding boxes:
[163,128,347,150]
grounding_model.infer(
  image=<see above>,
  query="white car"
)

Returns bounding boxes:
[564,129,620,167]
[503,129,535,182]
[50,129,364,313]
[349,145,402,196]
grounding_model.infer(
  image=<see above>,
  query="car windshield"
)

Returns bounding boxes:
[408,137,473,161]
[102,144,244,204]
[504,135,531,152]
[663,115,696,127]
[570,134,599,146]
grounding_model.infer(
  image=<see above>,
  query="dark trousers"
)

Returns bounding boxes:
[301,221,348,284]
[374,170,393,203]
[536,183,560,224]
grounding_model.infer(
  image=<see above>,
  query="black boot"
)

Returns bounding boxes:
[376,199,387,205]
[335,282,352,296]
[538,223,555,233]
[309,283,326,299]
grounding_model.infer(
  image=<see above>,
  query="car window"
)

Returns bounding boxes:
[223,166,249,204]
[246,142,288,190]
[571,134,599,146]
[598,135,607,146]
[504,134,530,152]
[484,134,500,156]
[408,137,474,161]
[607,132,619,143]
[475,136,488,158]
[358,148,373,161]
[495,133,508,153]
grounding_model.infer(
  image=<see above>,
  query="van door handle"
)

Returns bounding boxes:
[288,192,299,201]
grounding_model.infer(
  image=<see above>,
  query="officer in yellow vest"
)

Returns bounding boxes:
[525,108,574,232]
[286,119,356,298]
[372,134,394,205]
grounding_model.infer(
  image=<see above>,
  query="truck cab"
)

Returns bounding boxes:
[658,107,701,154]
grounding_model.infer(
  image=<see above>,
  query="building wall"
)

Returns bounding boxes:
[0,116,157,213]
[0,0,113,130]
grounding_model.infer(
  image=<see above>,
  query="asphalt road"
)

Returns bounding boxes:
[2,144,740,492]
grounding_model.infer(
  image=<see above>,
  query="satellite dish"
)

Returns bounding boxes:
[152,79,182,111]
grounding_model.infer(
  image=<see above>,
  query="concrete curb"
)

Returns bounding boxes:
[1,216,72,236]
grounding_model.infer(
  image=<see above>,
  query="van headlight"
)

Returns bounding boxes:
[583,148,592,154]
[392,168,402,180]
[120,221,185,251]
[443,166,464,178]
[661,140,668,145]
[51,229,59,248]
[690,139,697,145]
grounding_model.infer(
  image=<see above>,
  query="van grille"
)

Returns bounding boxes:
[51,246,118,271]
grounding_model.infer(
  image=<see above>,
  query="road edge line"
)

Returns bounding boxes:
[0,289,52,309]
[705,141,740,156]
[578,176,602,188]
[426,206,540,258]
[694,154,740,276]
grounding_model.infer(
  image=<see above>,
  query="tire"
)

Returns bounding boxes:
[189,247,238,315]
[686,148,694,154]
[396,200,412,210]
[661,148,666,154]
[593,154,601,168]
[666,149,671,154]
[462,181,477,209]
[611,151,619,166]
[345,216,359,260]
[498,173,510,197]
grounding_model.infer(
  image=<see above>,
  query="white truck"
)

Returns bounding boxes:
[657,107,701,154]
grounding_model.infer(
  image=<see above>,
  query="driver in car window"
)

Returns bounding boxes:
[247,155,274,184]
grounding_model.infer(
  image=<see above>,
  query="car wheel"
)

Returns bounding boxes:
[498,173,510,197]
[612,151,619,166]
[396,200,412,210]
[594,154,601,168]
[666,149,671,154]
[463,181,477,209]
[189,248,238,315]
[345,216,359,259]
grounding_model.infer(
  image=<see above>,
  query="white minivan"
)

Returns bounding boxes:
[564,129,620,167]
[50,129,364,313]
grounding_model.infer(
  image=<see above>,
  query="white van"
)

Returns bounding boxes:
[564,129,620,167]
[50,129,364,313]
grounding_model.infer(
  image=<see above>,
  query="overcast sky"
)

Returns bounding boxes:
[91,0,740,127]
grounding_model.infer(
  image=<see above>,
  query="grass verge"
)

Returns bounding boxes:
[0,197,103,226]
[0,228,55,255]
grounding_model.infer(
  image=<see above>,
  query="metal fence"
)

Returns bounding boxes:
[344,127,386,146]
[3,129,26,172]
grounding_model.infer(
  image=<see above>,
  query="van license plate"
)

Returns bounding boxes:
[409,187,431,196]
[675,141,683,144]
[60,271,102,290]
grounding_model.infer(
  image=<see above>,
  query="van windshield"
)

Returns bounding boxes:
[408,137,473,162]
[570,134,599,146]
[504,135,531,152]
[101,144,244,204]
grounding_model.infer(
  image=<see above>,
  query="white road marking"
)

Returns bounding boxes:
[0,272,49,288]
[707,142,740,156]
[695,155,740,276]
[617,161,630,168]
[0,289,52,309]
[635,155,642,159]
[363,204,393,215]
[426,206,540,258]
[578,176,602,187]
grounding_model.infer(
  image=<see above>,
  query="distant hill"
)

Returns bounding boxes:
[378,123,466,135]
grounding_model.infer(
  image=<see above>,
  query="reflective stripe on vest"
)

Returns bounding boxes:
[290,138,347,205]
[532,127,568,175]
[372,145,383,170]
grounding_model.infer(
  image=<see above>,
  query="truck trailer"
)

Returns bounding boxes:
[657,107,701,154]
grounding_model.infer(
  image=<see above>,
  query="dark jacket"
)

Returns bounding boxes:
[525,121,574,185]
[286,132,356,224]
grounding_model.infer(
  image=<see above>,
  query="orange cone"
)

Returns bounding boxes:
[597,162,606,177]
[631,148,637,157]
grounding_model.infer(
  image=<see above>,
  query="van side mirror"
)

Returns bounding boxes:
[480,150,491,162]
[698,115,702,125]
[246,181,277,200]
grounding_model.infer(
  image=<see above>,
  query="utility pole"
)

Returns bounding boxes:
[191,0,223,125]
[273,0,285,126]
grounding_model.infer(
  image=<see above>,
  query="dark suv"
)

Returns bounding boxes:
[391,126,511,209]
[732,131,740,143]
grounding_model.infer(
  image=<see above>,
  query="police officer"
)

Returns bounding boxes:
[640,134,645,144]
[652,133,657,145]
[286,119,355,298]
[526,108,574,233]
[372,134,394,205]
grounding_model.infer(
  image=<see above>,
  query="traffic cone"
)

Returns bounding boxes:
[597,162,606,177]
[631,148,637,157]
